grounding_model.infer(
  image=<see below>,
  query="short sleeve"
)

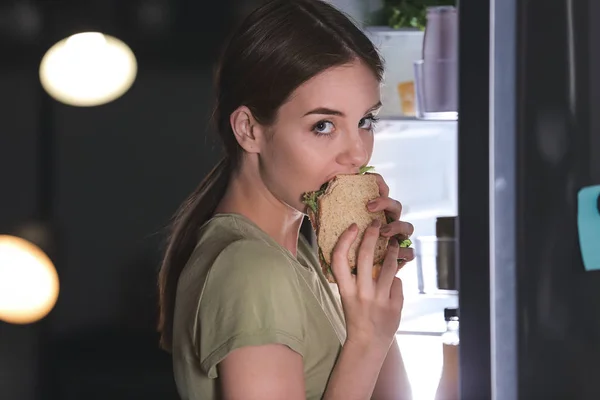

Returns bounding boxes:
[197,239,306,378]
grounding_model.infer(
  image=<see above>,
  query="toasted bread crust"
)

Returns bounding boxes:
[322,260,336,283]
[317,174,388,266]
[307,208,319,233]
[308,174,389,283]
[372,263,383,280]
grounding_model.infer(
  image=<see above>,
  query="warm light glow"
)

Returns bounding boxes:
[39,32,137,107]
[0,235,60,324]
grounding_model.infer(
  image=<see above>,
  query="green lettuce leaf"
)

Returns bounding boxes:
[302,182,329,213]
[359,165,375,174]
[399,238,412,248]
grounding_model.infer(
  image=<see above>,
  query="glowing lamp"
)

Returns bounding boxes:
[39,32,137,107]
[0,235,60,324]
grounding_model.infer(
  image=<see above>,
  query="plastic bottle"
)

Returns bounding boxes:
[434,307,460,400]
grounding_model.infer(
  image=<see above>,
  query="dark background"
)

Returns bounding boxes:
[0,1,263,398]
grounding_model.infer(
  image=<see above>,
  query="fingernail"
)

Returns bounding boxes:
[380,225,391,234]
[371,219,381,228]
[367,200,377,210]
[349,223,358,232]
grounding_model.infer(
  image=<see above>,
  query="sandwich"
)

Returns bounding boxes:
[302,166,412,283]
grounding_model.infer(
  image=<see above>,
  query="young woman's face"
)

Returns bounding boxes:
[258,60,381,212]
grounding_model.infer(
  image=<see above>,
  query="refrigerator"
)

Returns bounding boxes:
[459,0,600,399]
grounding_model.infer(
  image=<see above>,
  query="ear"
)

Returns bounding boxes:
[230,106,267,154]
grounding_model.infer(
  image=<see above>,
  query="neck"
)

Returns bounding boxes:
[215,166,305,256]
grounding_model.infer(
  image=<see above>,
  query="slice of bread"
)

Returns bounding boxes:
[314,174,388,276]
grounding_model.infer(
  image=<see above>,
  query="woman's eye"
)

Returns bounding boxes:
[313,120,335,135]
[359,115,379,131]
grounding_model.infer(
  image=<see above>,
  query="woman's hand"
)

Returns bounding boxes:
[330,173,415,351]
[331,220,405,352]
[366,173,415,268]
[324,173,415,400]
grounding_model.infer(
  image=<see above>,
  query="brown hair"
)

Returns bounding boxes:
[157,0,384,351]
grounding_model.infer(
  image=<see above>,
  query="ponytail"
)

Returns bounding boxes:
[158,156,232,351]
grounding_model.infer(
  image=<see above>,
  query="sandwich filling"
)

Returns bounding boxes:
[302,166,412,279]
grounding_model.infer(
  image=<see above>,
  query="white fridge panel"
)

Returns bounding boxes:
[370,120,458,220]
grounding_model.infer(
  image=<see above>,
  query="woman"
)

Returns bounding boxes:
[158,0,416,399]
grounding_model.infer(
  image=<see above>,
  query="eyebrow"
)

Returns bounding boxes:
[303,101,382,117]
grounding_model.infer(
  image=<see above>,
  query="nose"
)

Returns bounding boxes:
[336,129,369,169]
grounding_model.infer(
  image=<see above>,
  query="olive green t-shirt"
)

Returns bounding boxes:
[171,213,347,400]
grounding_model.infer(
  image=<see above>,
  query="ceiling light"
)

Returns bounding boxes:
[39,32,137,107]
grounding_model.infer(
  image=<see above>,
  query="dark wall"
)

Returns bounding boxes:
[0,70,39,230]
[50,68,220,335]
[0,69,41,400]
[1,65,222,400]
[0,5,243,398]
[0,1,277,398]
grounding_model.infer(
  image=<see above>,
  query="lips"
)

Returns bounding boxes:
[319,170,359,188]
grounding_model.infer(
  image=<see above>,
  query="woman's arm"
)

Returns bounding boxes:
[219,344,305,400]
[219,340,390,400]
[323,339,390,400]
[372,337,413,400]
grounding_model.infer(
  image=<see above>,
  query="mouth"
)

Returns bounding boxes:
[303,170,363,205]
[319,170,358,187]
[301,166,375,214]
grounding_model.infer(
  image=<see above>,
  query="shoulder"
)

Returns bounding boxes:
[196,239,307,376]
[199,238,304,313]
[207,238,298,284]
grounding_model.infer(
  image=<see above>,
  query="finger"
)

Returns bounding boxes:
[372,173,390,198]
[380,220,414,238]
[367,197,402,221]
[356,219,381,288]
[390,277,404,305]
[331,223,359,293]
[395,260,407,274]
[397,247,415,263]
[376,239,400,296]
[395,249,414,273]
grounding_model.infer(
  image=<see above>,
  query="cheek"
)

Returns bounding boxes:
[264,134,311,175]
[273,138,332,191]
[363,132,375,158]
